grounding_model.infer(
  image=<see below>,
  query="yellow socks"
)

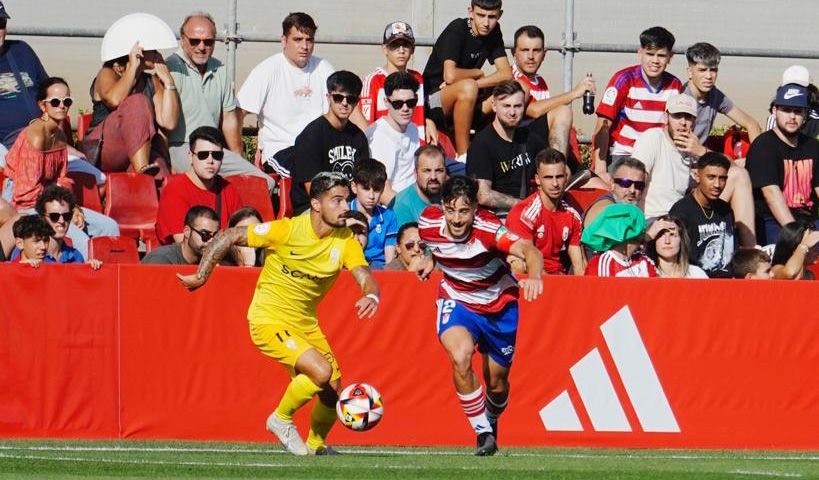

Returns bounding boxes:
[274,374,322,422]
[305,398,338,450]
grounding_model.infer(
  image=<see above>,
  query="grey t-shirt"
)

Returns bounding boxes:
[683,83,734,144]
[141,243,189,265]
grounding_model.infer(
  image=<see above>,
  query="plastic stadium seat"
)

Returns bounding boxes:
[76,113,93,141]
[566,188,608,213]
[104,172,159,244]
[88,236,140,264]
[226,174,276,221]
[68,171,103,212]
[437,131,457,159]
[276,175,293,219]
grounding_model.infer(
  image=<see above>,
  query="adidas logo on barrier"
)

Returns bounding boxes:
[539,306,680,433]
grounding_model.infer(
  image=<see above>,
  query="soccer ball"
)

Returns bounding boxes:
[336,382,384,431]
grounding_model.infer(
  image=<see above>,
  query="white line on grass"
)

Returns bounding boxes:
[730,470,803,478]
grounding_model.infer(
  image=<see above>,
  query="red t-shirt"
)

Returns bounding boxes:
[506,192,582,274]
[156,174,243,245]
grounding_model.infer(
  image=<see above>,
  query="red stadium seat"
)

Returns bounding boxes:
[67,171,103,212]
[276,175,293,219]
[88,236,140,264]
[104,172,159,244]
[226,174,276,221]
[437,131,457,159]
[566,188,608,213]
[723,126,751,160]
[76,113,93,141]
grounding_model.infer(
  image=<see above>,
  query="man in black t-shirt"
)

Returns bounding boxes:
[466,80,547,217]
[422,0,512,159]
[747,83,819,244]
[290,71,371,214]
[669,152,736,278]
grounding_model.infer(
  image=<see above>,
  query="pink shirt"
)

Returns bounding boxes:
[5,130,70,209]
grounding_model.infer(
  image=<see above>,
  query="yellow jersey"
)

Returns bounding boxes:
[245,214,368,329]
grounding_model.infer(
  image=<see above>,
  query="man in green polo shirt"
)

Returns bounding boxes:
[390,144,447,226]
[167,12,274,191]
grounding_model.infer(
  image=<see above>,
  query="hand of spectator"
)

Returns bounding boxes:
[177,272,206,291]
[438,81,447,91]
[410,255,435,281]
[646,219,677,240]
[571,75,596,100]
[20,258,42,268]
[800,230,819,250]
[518,277,543,302]
[72,206,86,231]
[425,119,439,146]
[354,295,378,319]
[153,61,175,89]
[128,42,144,70]
[673,131,707,157]
[88,259,103,271]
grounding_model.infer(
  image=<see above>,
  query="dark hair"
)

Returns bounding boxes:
[327,70,363,96]
[310,172,350,200]
[772,221,812,266]
[228,207,263,228]
[610,156,647,176]
[282,12,317,37]
[442,175,478,206]
[646,215,692,274]
[189,125,226,150]
[35,185,77,216]
[535,147,566,167]
[383,71,420,97]
[732,248,771,278]
[513,25,544,53]
[397,221,419,243]
[414,144,446,169]
[639,26,675,51]
[13,215,54,240]
[686,42,721,67]
[36,77,69,101]
[471,0,502,10]
[696,151,731,171]
[809,84,819,111]
[492,79,524,100]
[184,205,219,227]
[103,55,130,69]
[180,12,216,37]
[352,158,388,191]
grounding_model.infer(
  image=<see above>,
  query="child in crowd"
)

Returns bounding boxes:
[11,215,50,268]
[350,158,398,269]
[582,203,658,277]
[731,248,772,280]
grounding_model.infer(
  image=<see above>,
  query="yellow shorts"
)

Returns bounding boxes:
[249,322,341,381]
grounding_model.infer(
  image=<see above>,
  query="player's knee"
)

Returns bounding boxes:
[307,363,333,387]
[447,349,474,376]
[486,377,509,394]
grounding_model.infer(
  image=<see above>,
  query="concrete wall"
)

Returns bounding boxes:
[5,0,819,134]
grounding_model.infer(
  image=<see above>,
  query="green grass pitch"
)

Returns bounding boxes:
[0,440,817,479]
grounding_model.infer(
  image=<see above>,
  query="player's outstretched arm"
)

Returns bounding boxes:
[508,239,544,302]
[350,266,380,319]
[177,227,249,291]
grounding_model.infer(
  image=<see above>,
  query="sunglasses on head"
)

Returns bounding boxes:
[45,97,73,108]
[330,93,360,105]
[187,37,216,47]
[194,150,225,161]
[389,97,418,110]
[612,178,646,190]
[191,227,219,242]
[47,212,73,223]
[403,240,427,250]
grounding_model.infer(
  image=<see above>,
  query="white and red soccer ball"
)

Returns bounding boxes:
[336,383,384,431]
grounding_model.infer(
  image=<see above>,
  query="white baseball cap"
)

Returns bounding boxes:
[665,93,698,116]
[781,65,812,87]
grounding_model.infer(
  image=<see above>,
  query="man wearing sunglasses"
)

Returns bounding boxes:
[156,126,242,245]
[582,157,647,230]
[384,221,426,271]
[143,205,220,265]
[166,14,274,193]
[290,71,371,214]
[366,71,422,194]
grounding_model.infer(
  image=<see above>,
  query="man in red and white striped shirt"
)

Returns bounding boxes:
[592,26,681,182]
[415,175,542,456]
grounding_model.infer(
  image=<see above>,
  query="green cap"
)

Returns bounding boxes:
[581,203,646,253]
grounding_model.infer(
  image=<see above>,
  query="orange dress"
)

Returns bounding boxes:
[5,129,71,210]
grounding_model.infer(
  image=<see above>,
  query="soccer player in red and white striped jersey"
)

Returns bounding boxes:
[592,26,682,181]
[415,175,543,456]
[506,148,586,275]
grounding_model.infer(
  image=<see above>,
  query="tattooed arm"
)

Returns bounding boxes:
[350,265,380,319]
[476,178,520,211]
[177,226,249,291]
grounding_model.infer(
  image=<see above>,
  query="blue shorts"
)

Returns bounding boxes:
[436,299,519,368]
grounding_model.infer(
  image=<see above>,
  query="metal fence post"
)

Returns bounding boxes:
[226,0,239,84]
[562,0,575,92]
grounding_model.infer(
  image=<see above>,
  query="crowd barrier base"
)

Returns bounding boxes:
[1,264,817,449]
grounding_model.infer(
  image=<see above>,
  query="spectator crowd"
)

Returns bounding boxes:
[1,0,819,281]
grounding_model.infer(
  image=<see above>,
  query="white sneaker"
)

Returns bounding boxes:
[266,413,309,456]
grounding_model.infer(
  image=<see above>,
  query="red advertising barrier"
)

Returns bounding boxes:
[1,264,817,449]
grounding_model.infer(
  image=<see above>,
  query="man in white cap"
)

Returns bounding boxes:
[748,83,819,244]
[765,65,818,142]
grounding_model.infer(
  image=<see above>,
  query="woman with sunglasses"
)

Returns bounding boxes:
[646,215,708,279]
[770,221,819,280]
[84,41,178,177]
[384,222,427,271]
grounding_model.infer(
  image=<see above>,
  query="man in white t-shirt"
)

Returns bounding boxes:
[366,71,422,194]
[236,12,335,174]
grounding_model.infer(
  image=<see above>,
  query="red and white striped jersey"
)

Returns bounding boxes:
[506,193,582,274]
[585,251,658,278]
[360,67,426,141]
[513,63,551,102]
[595,65,681,156]
[418,206,519,313]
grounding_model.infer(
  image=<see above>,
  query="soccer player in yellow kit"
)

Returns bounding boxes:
[178,172,380,456]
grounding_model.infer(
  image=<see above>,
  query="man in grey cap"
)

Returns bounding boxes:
[748,83,819,244]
